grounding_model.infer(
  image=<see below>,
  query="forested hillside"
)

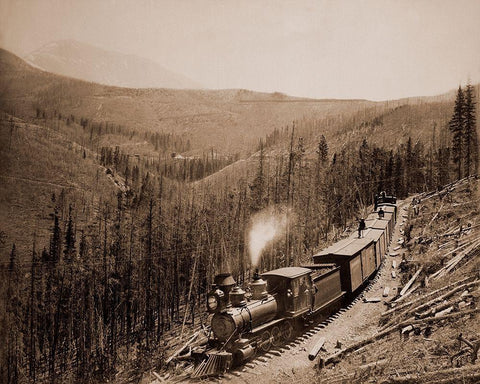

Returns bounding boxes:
[0,48,377,156]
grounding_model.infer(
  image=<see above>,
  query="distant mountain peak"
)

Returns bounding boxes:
[24,39,202,89]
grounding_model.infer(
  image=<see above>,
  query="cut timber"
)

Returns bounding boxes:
[392,260,397,269]
[393,283,420,303]
[434,306,454,317]
[152,371,164,382]
[383,287,390,297]
[422,201,444,236]
[399,267,423,296]
[432,240,480,279]
[388,365,480,383]
[393,246,401,251]
[359,359,387,369]
[390,252,400,257]
[165,331,199,364]
[415,296,465,319]
[381,280,479,330]
[308,337,326,361]
[363,297,381,303]
[321,308,479,369]
[391,271,396,278]
[412,280,479,315]
[382,276,476,317]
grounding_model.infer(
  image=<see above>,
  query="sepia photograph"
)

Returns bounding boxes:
[0,1,479,383]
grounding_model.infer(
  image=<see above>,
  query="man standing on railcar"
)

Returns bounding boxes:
[358,218,366,238]
[378,207,385,218]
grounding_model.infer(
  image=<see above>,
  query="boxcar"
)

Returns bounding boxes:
[365,217,390,241]
[362,228,386,268]
[313,237,376,294]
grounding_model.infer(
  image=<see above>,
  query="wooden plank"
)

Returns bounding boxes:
[392,260,397,269]
[308,337,326,360]
[391,271,396,278]
[383,287,390,297]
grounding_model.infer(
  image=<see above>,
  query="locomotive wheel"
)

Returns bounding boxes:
[271,326,282,347]
[281,321,294,341]
[259,330,272,352]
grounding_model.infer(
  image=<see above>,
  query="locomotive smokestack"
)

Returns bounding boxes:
[214,273,236,308]
[250,269,268,300]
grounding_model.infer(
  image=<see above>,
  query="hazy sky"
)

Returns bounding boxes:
[1,0,479,100]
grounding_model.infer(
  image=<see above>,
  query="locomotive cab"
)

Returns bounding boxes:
[262,267,313,317]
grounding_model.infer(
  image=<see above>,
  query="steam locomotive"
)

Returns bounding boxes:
[192,194,397,377]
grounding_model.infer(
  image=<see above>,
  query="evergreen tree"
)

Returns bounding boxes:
[449,86,465,179]
[250,140,266,211]
[463,82,478,176]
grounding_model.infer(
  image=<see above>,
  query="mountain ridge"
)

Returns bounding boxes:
[24,39,202,89]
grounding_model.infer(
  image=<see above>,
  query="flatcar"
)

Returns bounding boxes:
[192,194,397,377]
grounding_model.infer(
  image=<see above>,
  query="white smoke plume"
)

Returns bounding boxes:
[248,206,288,267]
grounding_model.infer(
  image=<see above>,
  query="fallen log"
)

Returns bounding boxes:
[152,371,164,382]
[359,358,387,369]
[165,331,200,364]
[382,276,475,317]
[422,202,444,236]
[415,296,465,319]
[308,337,326,361]
[381,280,479,330]
[322,308,479,368]
[393,283,420,303]
[388,365,480,383]
[363,297,382,303]
[434,306,454,317]
[443,241,480,274]
[396,307,479,329]
[404,280,479,315]
[399,267,423,296]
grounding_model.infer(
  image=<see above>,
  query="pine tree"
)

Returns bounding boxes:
[250,140,266,211]
[463,82,478,176]
[449,86,465,179]
[64,205,76,263]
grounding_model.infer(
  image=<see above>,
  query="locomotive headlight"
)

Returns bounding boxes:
[206,288,225,313]
[207,295,218,311]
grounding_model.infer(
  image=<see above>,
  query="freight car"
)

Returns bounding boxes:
[192,195,397,377]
